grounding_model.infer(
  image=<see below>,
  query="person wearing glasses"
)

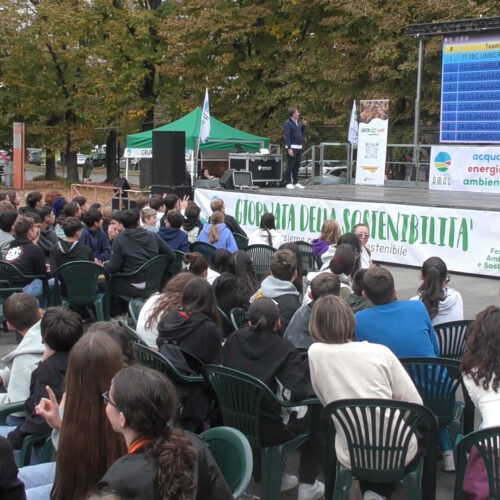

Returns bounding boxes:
[352,223,373,268]
[99,366,232,499]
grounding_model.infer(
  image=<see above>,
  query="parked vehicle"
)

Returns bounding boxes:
[27,148,43,165]
[84,151,106,168]
[77,153,88,165]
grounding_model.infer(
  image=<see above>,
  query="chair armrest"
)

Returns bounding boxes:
[0,401,25,424]
[275,397,321,408]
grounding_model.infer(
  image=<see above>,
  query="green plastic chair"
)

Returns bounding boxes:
[0,262,50,306]
[322,398,438,500]
[190,242,217,263]
[128,298,145,327]
[132,343,206,430]
[242,245,276,280]
[200,426,253,499]
[434,320,472,360]
[230,307,247,331]
[233,233,249,251]
[52,261,111,321]
[202,364,319,500]
[217,307,233,332]
[401,357,465,446]
[0,401,53,466]
[455,425,500,500]
[295,241,319,274]
[110,254,170,301]
[117,320,148,347]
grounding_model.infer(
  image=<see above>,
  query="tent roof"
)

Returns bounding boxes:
[126,108,269,152]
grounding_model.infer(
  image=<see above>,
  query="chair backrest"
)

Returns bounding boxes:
[132,342,203,384]
[202,365,277,449]
[455,426,500,500]
[230,307,247,331]
[400,357,463,421]
[134,255,171,297]
[242,244,276,279]
[217,307,233,330]
[295,240,319,274]
[128,298,145,326]
[233,233,249,250]
[434,320,472,360]
[117,320,148,347]
[0,261,29,286]
[200,426,253,499]
[52,261,109,304]
[190,242,217,263]
[322,398,437,483]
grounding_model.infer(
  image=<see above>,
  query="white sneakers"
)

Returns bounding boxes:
[286,183,295,189]
[443,450,455,472]
[285,183,305,189]
[298,479,325,499]
[280,472,299,491]
[363,491,386,500]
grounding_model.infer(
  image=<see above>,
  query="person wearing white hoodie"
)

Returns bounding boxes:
[248,213,285,249]
[0,293,44,406]
[410,256,464,326]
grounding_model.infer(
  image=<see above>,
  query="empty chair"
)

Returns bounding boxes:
[434,320,472,360]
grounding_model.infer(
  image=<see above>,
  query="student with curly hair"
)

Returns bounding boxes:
[460,306,500,500]
[98,366,232,499]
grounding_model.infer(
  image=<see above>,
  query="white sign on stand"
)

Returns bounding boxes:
[355,99,389,186]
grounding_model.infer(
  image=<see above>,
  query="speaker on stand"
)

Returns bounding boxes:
[152,131,187,186]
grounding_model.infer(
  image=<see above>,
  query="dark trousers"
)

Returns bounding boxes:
[284,149,302,185]
[258,413,321,485]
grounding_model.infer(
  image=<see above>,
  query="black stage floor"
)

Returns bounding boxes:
[204,184,500,212]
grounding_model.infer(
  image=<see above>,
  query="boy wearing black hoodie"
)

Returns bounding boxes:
[104,209,175,297]
[49,217,93,271]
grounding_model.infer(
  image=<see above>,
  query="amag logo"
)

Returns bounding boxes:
[434,151,452,172]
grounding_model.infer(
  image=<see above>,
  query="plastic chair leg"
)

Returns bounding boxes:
[332,464,352,500]
[402,459,423,500]
[261,447,285,500]
[94,297,105,322]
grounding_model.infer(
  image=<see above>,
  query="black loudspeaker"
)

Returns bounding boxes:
[219,169,235,189]
[152,131,186,186]
[233,171,253,187]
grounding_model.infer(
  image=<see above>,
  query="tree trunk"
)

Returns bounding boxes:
[45,149,57,180]
[105,129,119,183]
[65,135,79,182]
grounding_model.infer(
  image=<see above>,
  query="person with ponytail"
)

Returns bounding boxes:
[460,306,500,499]
[183,252,220,284]
[248,213,284,248]
[157,277,222,368]
[410,256,464,325]
[221,298,324,499]
[196,210,237,252]
[98,366,232,499]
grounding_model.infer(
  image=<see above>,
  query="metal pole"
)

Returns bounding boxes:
[413,36,425,184]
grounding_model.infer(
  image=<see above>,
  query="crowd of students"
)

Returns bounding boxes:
[0,188,497,500]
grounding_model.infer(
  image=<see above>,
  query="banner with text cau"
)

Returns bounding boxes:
[194,188,500,278]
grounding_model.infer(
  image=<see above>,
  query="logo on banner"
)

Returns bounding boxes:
[434,152,452,172]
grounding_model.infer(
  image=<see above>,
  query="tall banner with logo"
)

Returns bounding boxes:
[355,99,389,186]
[195,188,500,277]
[430,146,500,193]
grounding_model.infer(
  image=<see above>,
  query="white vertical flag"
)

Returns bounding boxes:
[200,88,211,143]
[348,100,358,147]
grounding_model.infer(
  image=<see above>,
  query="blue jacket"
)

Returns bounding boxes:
[158,227,189,253]
[283,118,305,149]
[79,226,111,262]
[197,223,237,253]
[354,300,439,359]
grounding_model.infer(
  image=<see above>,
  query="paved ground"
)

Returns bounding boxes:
[25,166,140,185]
[1,264,497,499]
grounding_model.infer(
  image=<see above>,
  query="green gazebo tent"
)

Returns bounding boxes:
[126,108,270,152]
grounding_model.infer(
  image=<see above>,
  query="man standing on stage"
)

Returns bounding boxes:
[283,107,308,189]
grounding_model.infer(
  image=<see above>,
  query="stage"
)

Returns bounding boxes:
[194,184,500,278]
[199,183,500,213]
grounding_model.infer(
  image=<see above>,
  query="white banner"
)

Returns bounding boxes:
[194,188,500,278]
[355,99,389,186]
[124,147,152,158]
[430,145,500,193]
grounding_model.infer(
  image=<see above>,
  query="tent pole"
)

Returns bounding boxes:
[193,138,201,189]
